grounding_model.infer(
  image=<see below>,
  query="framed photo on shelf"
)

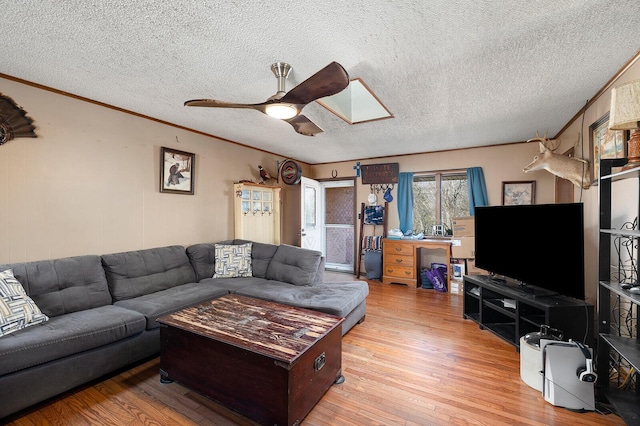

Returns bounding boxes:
[502,181,535,205]
[160,147,195,194]
[589,112,627,183]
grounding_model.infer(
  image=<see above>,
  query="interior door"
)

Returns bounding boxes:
[300,176,323,251]
[322,179,356,272]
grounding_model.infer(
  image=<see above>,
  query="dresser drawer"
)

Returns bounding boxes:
[384,265,415,279]
[385,254,414,267]
[384,241,414,256]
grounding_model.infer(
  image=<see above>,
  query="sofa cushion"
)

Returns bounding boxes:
[236,280,369,318]
[0,269,49,337]
[185,242,215,282]
[187,241,278,281]
[0,305,146,376]
[186,241,231,282]
[114,282,229,329]
[102,246,196,302]
[265,245,322,286]
[199,276,271,293]
[213,243,252,278]
[233,240,278,278]
[312,257,326,286]
[0,255,112,317]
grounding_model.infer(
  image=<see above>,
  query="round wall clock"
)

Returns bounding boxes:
[280,160,302,185]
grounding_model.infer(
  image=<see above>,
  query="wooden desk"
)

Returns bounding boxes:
[382,238,452,288]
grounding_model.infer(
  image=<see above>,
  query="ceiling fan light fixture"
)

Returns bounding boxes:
[265,103,298,119]
[185,61,348,135]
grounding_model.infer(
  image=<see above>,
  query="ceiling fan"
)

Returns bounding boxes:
[184,61,349,136]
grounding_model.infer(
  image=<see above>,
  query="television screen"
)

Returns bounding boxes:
[474,203,585,300]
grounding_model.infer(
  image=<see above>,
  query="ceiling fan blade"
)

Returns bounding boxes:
[286,115,323,136]
[280,62,349,106]
[184,62,345,135]
[184,99,267,111]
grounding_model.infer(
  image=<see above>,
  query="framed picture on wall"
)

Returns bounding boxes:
[589,112,627,183]
[502,181,535,205]
[160,147,195,194]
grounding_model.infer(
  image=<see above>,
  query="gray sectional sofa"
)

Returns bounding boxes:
[0,240,368,419]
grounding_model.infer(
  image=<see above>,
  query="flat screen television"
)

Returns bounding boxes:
[473,202,585,300]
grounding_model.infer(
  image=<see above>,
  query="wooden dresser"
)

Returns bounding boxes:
[382,238,452,288]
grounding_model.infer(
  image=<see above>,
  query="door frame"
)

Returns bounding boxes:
[318,177,357,273]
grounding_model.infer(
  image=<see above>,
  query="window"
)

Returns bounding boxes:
[413,172,469,235]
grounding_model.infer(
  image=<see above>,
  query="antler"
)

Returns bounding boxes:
[527,131,560,151]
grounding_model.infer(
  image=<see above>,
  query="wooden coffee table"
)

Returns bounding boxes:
[157,294,344,426]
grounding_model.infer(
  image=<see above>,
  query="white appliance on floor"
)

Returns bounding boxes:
[520,335,543,391]
[540,339,596,411]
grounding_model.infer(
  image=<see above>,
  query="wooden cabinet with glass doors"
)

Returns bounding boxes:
[234,182,281,244]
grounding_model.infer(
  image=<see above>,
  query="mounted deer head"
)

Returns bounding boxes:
[523,132,591,189]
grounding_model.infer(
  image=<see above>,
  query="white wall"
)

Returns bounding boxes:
[0,77,290,263]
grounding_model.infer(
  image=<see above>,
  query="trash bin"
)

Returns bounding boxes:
[520,325,563,392]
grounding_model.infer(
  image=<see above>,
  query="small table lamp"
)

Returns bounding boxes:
[609,79,640,170]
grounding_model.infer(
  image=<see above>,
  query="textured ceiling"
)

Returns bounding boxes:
[1,1,639,164]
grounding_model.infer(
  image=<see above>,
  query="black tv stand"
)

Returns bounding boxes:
[463,275,593,350]
[489,276,558,298]
[513,281,558,297]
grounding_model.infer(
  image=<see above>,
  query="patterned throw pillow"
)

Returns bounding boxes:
[0,269,49,337]
[362,235,383,252]
[213,243,253,278]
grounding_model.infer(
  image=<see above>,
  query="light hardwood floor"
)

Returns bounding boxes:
[5,277,625,425]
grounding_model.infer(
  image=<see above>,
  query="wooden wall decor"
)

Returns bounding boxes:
[360,162,399,184]
[0,93,37,145]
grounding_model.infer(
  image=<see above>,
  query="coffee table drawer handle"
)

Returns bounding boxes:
[315,352,326,372]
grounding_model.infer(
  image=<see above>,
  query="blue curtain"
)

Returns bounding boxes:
[397,172,414,233]
[467,167,488,215]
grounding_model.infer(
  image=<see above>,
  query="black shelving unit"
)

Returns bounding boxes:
[597,158,640,425]
[463,275,594,350]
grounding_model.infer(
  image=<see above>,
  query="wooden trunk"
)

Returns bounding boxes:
[158,295,344,426]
